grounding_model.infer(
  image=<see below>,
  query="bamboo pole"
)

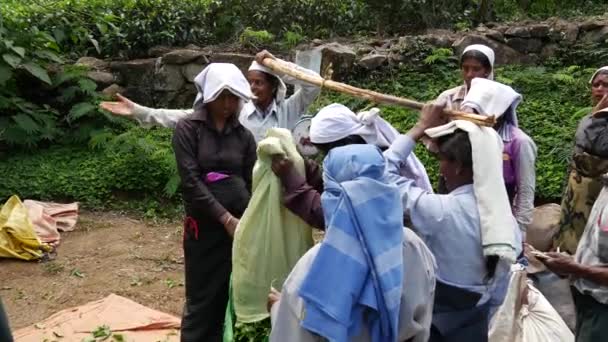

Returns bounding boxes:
[262,58,496,126]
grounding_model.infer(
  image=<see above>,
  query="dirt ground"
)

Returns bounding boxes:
[0,211,186,331]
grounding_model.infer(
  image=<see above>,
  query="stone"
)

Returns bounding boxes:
[101,84,126,98]
[548,21,579,45]
[312,39,323,46]
[109,58,158,86]
[358,53,387,70]
[153,64,185,92]
[184,44,202,50]
[505,26,531,38]
[485,30,506,43]
[182,63,207,83]
[580,19,606,31]
[540,43,559,60]
[356,46,374,56]
[208,53,254,74]
[453,34,532,65]
[162,49,207,65]
[86,71,117,86]
[388,51,405,64]
[313,43,356,80]
[529,24,550,38]
[506,37,543,54]
[580,26,608,43]
[75,57,109,71]
[421,34,455,48]
[148,46,172,58]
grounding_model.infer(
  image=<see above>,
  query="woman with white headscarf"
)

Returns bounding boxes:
[100,50,321,142]
[172,63,257,341]
[271,103,432,230]
[554,66,608,255]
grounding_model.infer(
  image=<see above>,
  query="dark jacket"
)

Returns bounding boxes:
[280,158,326,229]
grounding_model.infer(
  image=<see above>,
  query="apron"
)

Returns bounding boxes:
[430,281,489,342]
[181,176,250,342]
[554,152,608,254]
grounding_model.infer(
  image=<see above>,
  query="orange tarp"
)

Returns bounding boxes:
[14,294,181,341]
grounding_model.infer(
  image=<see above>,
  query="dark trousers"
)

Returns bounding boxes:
[0,298,13,342]
[572,287,608,342]
[180,217,232,342]
[429,281,489,342]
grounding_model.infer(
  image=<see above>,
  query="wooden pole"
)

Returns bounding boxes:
[262,58,496,126]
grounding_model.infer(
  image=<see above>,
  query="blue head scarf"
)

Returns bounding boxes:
[298,144,404,342]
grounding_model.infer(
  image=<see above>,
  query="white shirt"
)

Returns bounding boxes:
[130,61,321,142]
[269,228,437,342]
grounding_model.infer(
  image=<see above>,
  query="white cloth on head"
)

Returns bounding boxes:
[249,61,288,103]
[310,103,397,147]
[463,44,495,80]
[589,66,608,84]
[425,120,518,263]
[310,103,433,191]
[193,63,253,109]
[462,78,521,127]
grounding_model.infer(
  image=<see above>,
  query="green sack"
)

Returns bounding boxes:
[232,128,314,324]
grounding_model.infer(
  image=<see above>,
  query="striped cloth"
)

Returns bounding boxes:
[298,144,404,342]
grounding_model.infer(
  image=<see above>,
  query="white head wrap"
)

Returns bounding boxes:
[590,66,608,84]
[309,103,398,147]
[248,61,287,103]
[462,44,495,80]
[193,63,253,109]
[461,78,521,126]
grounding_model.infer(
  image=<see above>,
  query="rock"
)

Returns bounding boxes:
[529,24,550,38]
[182,63,207,83]
[153,64,185,92]
[312,39,323,46]
[540,43,559,60]
[421,34,455,48]
[75,57,109,71]
[184,44,202,50]
[358,53,387,70]
[148,46,172,58]
[208,53,254,74]
[388,51,405,64]
[86,71,117,86]
[453,34,532,65]
[313,43,356,80]
[162,49,208,65]
[485,30,505,43]
[580,19,606,31]
[356,46,374,56]
[506,37,543,53]
[548,21,579,45]
[109,58,158,88]
[101,84,125,98]
[580,26,608,43]
[505,26,531,38]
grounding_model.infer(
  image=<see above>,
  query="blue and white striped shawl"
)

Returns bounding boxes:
[298,144,404,342]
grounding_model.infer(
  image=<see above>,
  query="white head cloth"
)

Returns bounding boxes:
[463,44,495,80]
[461,78,521,126]
[193,63,253,109]
[309,103,398,147]
[425,120,520,263]
[590,66,608,84]
[248,61,287,103]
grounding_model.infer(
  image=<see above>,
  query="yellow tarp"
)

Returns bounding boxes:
[0,195,50,260]
[232,128,315,323]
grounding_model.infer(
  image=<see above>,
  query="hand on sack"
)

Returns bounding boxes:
[99,93,136,117]
[267,287,282,312]
[220,212,239,237]
[255,50,276,64]
[271,155,294,178]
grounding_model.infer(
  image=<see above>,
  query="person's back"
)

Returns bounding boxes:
[269,228,436,342]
